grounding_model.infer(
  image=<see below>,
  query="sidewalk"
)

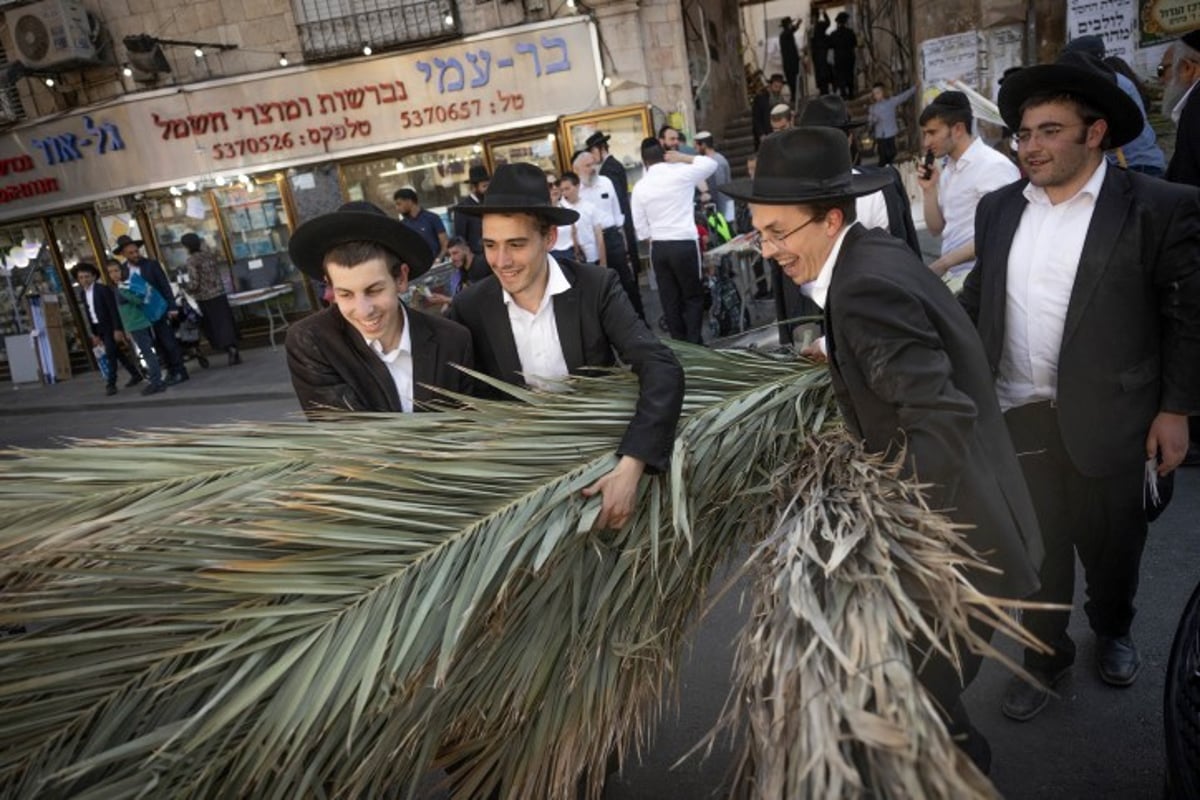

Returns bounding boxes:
[0,345,295,416]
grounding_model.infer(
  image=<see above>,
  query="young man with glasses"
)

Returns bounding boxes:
[965,50,1200,722]
[721,126,1043,773]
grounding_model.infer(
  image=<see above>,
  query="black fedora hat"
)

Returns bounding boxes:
[997,50,1142,148]
[112,234,145,255]
[465,164,490,184]
[798,94,866,130]
[288,201,434,282]
[584,130,611,149]
[452,163,579,224]
[718,127,893,205]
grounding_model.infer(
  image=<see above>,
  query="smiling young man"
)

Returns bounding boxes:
[285,201,474,417]
[720,126,1044,771]
[447,163,684,531]
[965,50,1200,721]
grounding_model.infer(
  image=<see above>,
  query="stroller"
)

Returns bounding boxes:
[171,295,210,369]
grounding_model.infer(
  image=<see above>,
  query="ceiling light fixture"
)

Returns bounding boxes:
[193,47,204,58]
[362,44,372,56]
[122,65,133,77]
[43,77,54,87]
[278,53,288,67]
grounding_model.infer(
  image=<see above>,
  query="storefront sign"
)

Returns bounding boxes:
[1067,0,1137,59]
[1140,0,1200,46]
[0,17,601,220]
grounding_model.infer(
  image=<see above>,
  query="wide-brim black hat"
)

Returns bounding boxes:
[718,127,893,205]
[798,94,866,130]
[288,201,434,282]
[465,165,490,184]
[112,234,144,255]
[584,131,611,149]
[998,50,1142,149]
[452,163,579,224]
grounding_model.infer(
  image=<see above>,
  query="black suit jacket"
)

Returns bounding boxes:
[826,225,1043,598]
[962,167,1200,477]
[81,283,124,338]
[286,301,474,417]
[447,259,684,472]
[752,90,774,143]
[1167,87,1200,186]
[453,194,485,255]
[600,154,638,259]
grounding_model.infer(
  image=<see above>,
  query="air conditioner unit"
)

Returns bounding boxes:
[7,0,96,70]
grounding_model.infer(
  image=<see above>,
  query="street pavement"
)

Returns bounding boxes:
[1,274,1194,799]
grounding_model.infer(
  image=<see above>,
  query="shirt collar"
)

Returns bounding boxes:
[1021,158,1107,206]
[501,255,571,312]
[801,222,857,308]
[361,302,411,360]
[1173,80,1200,125]
[950,137,986,170]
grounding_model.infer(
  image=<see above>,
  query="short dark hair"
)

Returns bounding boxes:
[803,198,857,226]
[323,241,403,279]
[769,73,785,84]
[559,171,581,186]
[1017,91,1111,149]
[447,236,468,250]
[657,124,678,140]
[872,81,885,90]
[393,187,418,203]
[70,261,100,278]
[641,137,666,166]
[918,102,973,135]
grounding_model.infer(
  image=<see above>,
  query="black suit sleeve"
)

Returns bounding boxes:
[285,318,371,418]
[596,269,685,473]
[1155,184,1200,414]
[98,285,124,335]
[839,272,978,504]
[1168,96,1200,186]
[958,195,991,326]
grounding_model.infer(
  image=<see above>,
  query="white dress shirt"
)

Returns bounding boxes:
[995,159,1107,411]
[561,197,602,262]
[578,174,624,229]
[1172,79,1199,125]
[83,284,99,325]
[504,256,572,391]
[362,303,414,412]
[800,222,858,356]
[938,137,1020,275]
[631,156,719,242]
[853,168,890,232]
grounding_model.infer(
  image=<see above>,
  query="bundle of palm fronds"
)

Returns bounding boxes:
[719,434,1042,800]
[0,344,1029,799]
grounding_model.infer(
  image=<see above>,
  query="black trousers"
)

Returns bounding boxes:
[602,227,644,320]
[876,136,897,167]
[1004,401,1148,673]
[98,329,142,386]
[150,316,186,376]
[650,240,704,344]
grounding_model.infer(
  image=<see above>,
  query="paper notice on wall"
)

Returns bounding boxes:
[921,31,981,89]
[185,196,208,220]
[1067,0,1136,60]
[984,25,1025,102]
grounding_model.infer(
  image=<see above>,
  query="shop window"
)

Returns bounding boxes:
[0,224,83,381]
[294,0,461,61]
[144,191,231,294]
[97,212,145,257]
[490,133,560,177]
[341,143,484,234]
[559,105,653,192]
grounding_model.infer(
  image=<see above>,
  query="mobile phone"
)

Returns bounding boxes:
[920,148,935,180]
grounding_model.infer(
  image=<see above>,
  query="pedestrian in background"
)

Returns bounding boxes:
[867,83,916,167]
[753,74,787,149]
[106,258,168,396]
[72,261,142,395]
[114,234,188,385]
[179,233,241,367]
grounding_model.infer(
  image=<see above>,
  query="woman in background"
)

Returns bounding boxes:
[180,233,241,365]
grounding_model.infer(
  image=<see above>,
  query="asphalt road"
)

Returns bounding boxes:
[2,348,1194,799]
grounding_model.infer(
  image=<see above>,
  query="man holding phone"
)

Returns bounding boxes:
[916,91,1020,277]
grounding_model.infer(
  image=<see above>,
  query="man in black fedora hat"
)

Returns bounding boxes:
[720,126,1044,771]
[71,260,143,395]
[285,201,474,417]
[965,49,1200,721]
[585,129,641,290]
[453,165,493,282]
[114,233,189,385]
[447,163,683,532]
[752,73,787,149]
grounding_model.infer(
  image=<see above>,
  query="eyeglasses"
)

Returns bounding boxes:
[1012,122,1088,146]
[749,216,818,253]
[1159,57,1200,78]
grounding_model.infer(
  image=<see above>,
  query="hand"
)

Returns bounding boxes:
[663,150,690,164]
[114,331,126,344]
[424,292,453,308]
[800,340,827,363]
[167,310,180,320]
[581,455,646,530]
[916,159,940,192]
[1146,411,1190,475]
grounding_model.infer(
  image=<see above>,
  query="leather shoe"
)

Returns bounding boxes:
[1096,635,1141,686]
[105,384,118,396]
[165,371,189,386]
[1000,666,1070,722]
[125,374,144,387]
[140,382,166,396]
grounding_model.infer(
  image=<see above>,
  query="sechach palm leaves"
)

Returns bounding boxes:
[0,344,1028,799]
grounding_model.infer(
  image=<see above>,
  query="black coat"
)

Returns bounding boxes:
[1167,88,1200,186]
[962,166,1200,477]
[825,225,1043,598]
[752,90,776,144]
[286,301,474,417]
[453,194,485,255]
[599,153,638,262]
[448,258,684,473]
[81,282,124,338]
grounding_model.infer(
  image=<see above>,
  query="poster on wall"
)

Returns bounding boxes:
[1140,0,1200,46]
[920,31,980,103]
[1067,0,1137,59]
[983,25,1025,102]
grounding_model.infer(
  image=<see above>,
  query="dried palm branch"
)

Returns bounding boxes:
[0,346,834,800]
[720,433,1044,800]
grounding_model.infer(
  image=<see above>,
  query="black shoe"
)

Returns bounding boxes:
[1096,635,1141,686]
[165,371,189,386]
[1000,666,1070,722]
[141,382,167,396]
[125,374,144,387]
[105,384,118,396]
[228,348,242,366]
[1183,443,1200,467]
